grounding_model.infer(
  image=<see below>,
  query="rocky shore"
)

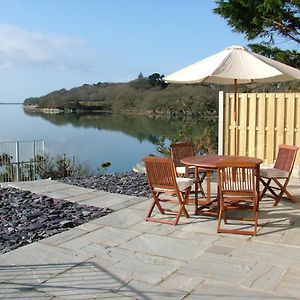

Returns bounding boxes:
[0,187,113,254]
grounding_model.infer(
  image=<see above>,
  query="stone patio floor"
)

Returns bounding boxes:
[1,178,300,299]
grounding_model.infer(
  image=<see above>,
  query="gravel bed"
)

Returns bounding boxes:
[0,172,150,255]
[60,171,151,197]
[0,187,113,254]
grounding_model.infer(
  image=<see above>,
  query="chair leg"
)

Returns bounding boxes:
[175,190,190,223]
[261,177,297,206]
[174,205,185,225]
[182,187,191,217]
[146,188,191,225]
[273,178,297,206]
[217,200,258,236]
[260,178,271,199]
[217,205,224,233]
[146,192,165,221]
[198,173,206,197]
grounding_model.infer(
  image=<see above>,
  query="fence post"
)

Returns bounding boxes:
[218,91,224,155]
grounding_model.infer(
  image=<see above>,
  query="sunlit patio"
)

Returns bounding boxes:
[1,177,300,299]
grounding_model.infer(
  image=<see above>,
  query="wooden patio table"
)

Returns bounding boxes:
[181,155,263,216]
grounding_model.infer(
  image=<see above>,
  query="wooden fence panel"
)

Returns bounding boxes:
[222,92,300,176]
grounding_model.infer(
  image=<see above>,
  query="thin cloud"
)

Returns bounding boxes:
[0,22,91,70]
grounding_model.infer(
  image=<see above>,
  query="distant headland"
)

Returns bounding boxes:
[0,102,22,105]
[22,73,300,117]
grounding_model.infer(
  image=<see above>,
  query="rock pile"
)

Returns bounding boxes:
[60,171,151,197]
[0,187,113,254]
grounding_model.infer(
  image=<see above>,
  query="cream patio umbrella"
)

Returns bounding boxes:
[163,45,300,155]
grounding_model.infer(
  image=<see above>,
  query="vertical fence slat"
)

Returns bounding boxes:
[296,94,300,165]
[266,93,276,163]
[248,93,257,157]
[229,93,235,155]
[286,93,296,145]
[224,93,231,155]
[276,93,285,145]
[256,93,266,160]
[239,93,248,156]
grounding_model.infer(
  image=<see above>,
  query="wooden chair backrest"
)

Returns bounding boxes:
[144,156,177,190]
[274,144,299,173]
[217,159,257,196]
[170,142,194,167]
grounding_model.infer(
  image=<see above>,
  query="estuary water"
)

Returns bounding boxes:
[0,104,216,173]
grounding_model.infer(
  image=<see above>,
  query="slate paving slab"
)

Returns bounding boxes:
[35,261,127,300]
[107,252,183,285]
[117,280,187,300]
[274,267,300,297]
[92,207,149,228]
[239,263,286,291]
[83,245,134,268]
[59,226,141,250]
[0,283,53,300]
[184,280,288,300]
[230,240,300,268]
[159,273,205,293]
[179,252,255,283]
[122,233,205,262]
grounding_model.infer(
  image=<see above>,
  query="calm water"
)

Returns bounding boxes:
[0,104,216,173]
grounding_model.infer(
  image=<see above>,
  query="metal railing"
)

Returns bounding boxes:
[0,140,45,182]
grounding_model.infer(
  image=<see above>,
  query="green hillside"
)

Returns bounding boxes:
[23,73,300,117]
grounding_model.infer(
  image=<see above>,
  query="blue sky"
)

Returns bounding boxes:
[0,0,248,102]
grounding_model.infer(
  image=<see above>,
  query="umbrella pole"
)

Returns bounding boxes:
[234,79,238,155]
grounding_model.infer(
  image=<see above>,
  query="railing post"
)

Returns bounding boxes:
[33,141,36,180]
[15,141,19,181]
[33,140,36,159]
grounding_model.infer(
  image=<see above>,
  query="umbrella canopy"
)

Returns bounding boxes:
[163,45,300,154]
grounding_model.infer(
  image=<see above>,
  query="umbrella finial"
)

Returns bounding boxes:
[226,45,245,50]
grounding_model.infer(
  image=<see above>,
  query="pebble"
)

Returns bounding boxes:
[0,187,113,254]
[60,171,151,197]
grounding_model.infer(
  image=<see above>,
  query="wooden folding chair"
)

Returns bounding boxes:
[217,159,259,236]
[260,144,299,206]
[170,142,206,198]
[144,156,193,225]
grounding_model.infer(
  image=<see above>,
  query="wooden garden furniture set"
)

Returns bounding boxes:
[144,142,299,236]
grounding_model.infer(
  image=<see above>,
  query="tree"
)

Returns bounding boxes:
[249,43,300,68]
[148,73,168,89]
[214,0,300,67]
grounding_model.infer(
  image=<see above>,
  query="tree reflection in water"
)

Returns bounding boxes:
[23,110,217,172]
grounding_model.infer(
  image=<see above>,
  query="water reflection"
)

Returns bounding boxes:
[23,110,217,144]
[1,105,217,173]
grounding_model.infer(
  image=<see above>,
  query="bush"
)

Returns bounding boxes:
[35,154,91,179]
